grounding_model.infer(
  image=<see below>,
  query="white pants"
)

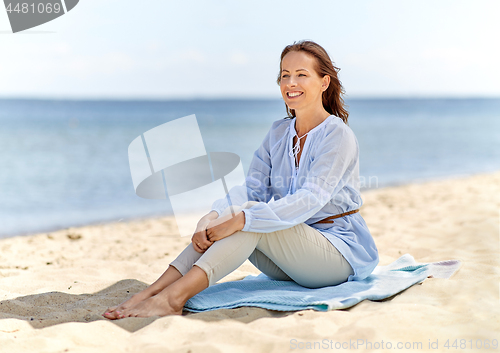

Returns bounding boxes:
[170,201,354,288]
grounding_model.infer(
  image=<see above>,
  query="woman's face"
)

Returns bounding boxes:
[279,51,329,113]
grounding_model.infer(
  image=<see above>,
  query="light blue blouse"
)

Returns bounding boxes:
[210,115,379,282]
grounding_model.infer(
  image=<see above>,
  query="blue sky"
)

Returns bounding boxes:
[0,0,499,99]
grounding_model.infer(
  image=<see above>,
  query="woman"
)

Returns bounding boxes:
[103,40,379,319]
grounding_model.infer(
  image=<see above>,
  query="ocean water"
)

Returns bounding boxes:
[0,98,499,238]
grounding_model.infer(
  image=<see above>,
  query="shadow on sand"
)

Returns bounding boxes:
[0,279,295,333]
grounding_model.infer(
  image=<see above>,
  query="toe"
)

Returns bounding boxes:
[104,306,118,317]
[111,310,123,320]
[103,312,116,320]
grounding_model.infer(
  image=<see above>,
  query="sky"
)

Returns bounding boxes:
[0,0,499,99]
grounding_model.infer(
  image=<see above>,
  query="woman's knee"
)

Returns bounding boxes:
[220,201,258,218]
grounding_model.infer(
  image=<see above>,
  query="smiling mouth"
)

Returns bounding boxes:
[287,92,303,99]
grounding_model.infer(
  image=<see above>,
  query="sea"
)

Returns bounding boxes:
[0,98,499,238]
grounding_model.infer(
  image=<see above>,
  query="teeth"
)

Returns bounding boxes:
[288,92,302,97]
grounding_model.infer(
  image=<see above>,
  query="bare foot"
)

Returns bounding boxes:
[120,292,184,318]
[103,292,150,320]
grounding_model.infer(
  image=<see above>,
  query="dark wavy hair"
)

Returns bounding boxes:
[277,40,349,124]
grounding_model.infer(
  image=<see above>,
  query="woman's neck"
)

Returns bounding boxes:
[294,105,331,137]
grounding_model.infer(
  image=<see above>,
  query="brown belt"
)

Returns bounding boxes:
[313,209,359,224]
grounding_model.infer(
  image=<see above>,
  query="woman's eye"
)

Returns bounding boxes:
[282,75,289,78]
[298,74,306,77]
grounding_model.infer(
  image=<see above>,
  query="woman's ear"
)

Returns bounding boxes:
[322,75,331,91]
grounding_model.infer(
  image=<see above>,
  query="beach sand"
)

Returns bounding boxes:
[0,171,499,352]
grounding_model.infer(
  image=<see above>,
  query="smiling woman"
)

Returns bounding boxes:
[277,41,349,125]
[103,40,379,320]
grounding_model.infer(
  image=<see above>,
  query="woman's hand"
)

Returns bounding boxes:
[191,214,216,253]
[206,211,246,242]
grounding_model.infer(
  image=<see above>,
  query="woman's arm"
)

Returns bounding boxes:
[202,210,220,221]
[205,210,245,242]
[241,124,358,233]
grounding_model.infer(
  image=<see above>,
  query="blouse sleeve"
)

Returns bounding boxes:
[210,128,273,217]
[241,124,358,233]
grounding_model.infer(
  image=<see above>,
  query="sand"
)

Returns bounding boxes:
[0,171,499,352]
